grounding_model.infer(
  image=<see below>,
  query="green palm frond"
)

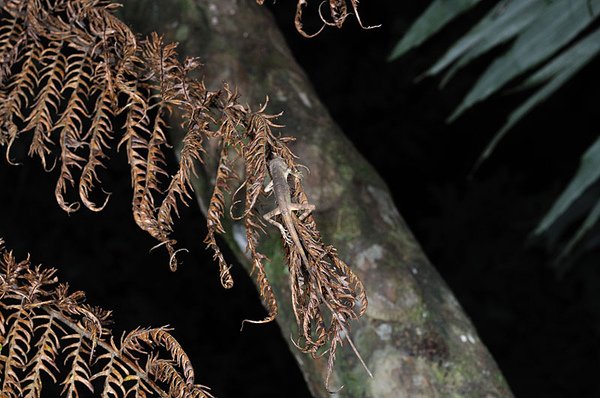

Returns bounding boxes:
[388,0,483,60]
[391,0,600,259]
[536,137,600,257]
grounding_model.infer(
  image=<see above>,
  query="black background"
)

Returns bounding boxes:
[1,1,600,397]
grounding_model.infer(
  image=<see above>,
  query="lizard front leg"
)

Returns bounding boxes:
[264,164,305,194]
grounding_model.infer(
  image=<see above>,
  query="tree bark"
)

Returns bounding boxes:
[121,1,512,396]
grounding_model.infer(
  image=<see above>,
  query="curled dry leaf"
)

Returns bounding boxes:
[290,0,380,37]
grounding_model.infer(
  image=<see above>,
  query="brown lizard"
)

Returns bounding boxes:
[263,155,372,388]
[263,156,315,265]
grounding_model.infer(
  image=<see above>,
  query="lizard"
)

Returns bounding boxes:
[262,155,315,267]
[262,155,372,389]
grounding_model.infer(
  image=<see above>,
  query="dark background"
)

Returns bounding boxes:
[1,1,600,397]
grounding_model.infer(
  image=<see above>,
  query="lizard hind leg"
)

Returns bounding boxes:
[263,209,294,245]
[289,203,316,221]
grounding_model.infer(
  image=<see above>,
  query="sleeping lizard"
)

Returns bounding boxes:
[263,155,372,387]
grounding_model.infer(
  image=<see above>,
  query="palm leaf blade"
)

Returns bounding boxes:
[535,137,600,235]
[477,28,600,165]
[561,199,600,258]
[388,0,482,61]
[449,0,600,121]
[428,0,542,81]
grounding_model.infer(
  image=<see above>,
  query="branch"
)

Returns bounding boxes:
[121,0,513,396]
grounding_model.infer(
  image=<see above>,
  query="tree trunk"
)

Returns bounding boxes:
[121,1,512,396]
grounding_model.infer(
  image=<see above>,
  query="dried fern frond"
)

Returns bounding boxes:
[204,143,236,289]
[0,0,371,386]
[273,156,370,389]
[0,238,211,398]
[54,51,93,213]
[257,0,379,37]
